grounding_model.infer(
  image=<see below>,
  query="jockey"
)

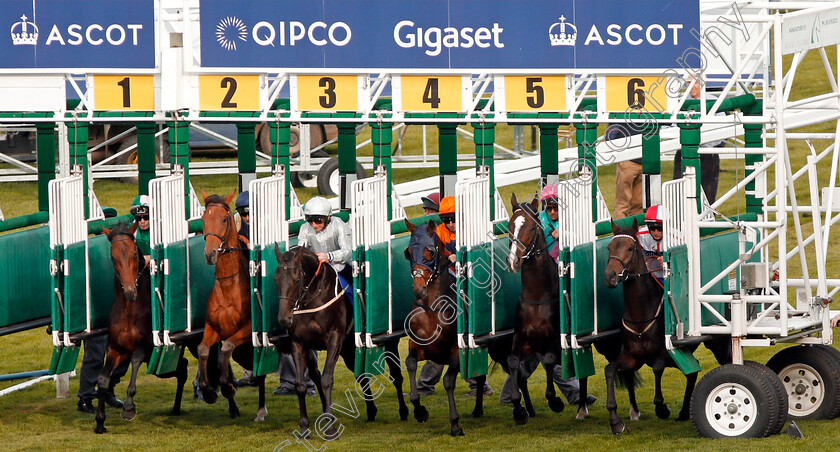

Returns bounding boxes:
[435,196,457,264]
[538,184,561,262]
[637,204,665,283]
[235,191,250,245]
[129,195,151,263]
[298,196,354,303]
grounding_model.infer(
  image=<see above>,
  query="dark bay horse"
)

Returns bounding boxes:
[603,220,730,434]
[505,195,570,425]
[197,191,267,421]
[274,246,408,438]
[403,219,533,436]
[94,224,189,434]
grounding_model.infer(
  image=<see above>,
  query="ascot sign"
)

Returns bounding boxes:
[200,0,700,70]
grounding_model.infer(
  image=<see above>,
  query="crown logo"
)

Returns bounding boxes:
[549,16,576,47]
[11,14,38,46]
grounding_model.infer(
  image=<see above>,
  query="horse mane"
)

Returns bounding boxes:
[107,222,135,241]
[204,194,228,206]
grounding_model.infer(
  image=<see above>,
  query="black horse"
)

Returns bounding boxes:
[275,246,408,437]
[604,220,730,435]
[404,219,534,435]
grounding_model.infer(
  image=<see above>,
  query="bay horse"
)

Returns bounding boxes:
[197,190,267,421]
[403,219,534,436]
[94,224,189,434]
[504,195,570,425]
[603,220,730,434]
[274,246,409,438]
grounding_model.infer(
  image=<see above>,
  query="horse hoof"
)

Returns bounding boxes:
[399,405,409,421]
[548,397,565,413]
[629,408,641,421]
[576,407,589,420]
[676,411,690,422]
[325,426,338,438]
[513,406,529,425]
[471,408,484,419]
[121,409,136,422]
[527,408,537,418]
[611,420,626,435]
[202,389,218,404]
[229,406,240,419]
[450,426,465,437]
[94,426,107,434]
[169,408,181,416]
[254,407,268,422]
[414,406,430,423]
[655,403,671,420]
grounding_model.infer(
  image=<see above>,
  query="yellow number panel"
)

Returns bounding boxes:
[199,75,260,111]
[93,75,154,111]
[398,76,465,112]
[503,76,566,112]
[296,75,358,111]
[604,76,669,112]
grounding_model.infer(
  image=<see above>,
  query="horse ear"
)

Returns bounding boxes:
[427,220,436,235]
[529,196,540,212]
[101,226,111,238]
[510,193,519,211]
[129,222,138,234]
[224,190,237,205]
[404,218,416,233]
[611,220,619,235]
[275,243,282,261]
[201,188,210,202]
[404,247,411,261]
[631,218,639,233]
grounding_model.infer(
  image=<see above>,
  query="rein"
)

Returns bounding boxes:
[203,202,247,255]
[278,257,341,316]
[608,234,659,283]
[510,203,548,262]
[110,233,148,289]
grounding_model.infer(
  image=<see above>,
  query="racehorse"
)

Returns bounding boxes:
[94,224,190,434]
[197,190,267,421]
[403,219,534,436]
[274,245,409,438]
[603,219,730,434]
[504,195,571,425]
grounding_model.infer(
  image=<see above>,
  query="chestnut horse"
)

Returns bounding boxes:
[274,246,409,437]
[197,191,267,421]
[504,196,570,425]
[403,219,534,436]
[94,224,190,434]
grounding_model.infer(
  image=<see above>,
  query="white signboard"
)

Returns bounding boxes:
[782,6,840,54]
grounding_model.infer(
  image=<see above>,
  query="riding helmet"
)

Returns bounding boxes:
[304,196,332,217]
[129,194,150,216]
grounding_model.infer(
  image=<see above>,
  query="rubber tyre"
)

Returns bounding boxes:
[690,363,780,438]
[809,345,840,419]
[767,345,840,420]
[258,124,301,156]
[316,156,367,196]
[743,361,788,435]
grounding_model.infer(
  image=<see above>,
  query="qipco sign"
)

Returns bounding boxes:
[1,0,155,70]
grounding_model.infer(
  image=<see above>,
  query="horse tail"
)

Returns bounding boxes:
[615,370,642,390]
[488,359,500,377]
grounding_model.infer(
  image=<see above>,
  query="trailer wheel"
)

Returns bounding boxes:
[117,136,170,184]
[743,361,788,434]
[317,156,367,196]
[767,345,840,420]
[691,364,781,438]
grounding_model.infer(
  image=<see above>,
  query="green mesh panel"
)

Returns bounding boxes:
[0,225,51,327]
[365,241,390,336]
[163,240,188,333]
[188,237,214,329]
[63,241,87,334]
[87,235,115,330]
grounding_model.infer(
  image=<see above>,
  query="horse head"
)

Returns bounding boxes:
[201,189,237,265]
[605,219,641,288]
[275,245,320,329]
[404,219,445,301]
[506,193,542,273]
[103,223,144,303]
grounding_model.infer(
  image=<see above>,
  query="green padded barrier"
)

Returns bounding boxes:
[354,348,366,378]
[255,346,280,376]
[467,243,493,338]
[0,225,52,327]
[152,344,183,375]
[188,236,214,329]
[260,244,283,342]
[665,244,690,336]
[146,346,161,375]
[87,234,115,331]
[63,241,87,335]
[668,348,702,375]
[389,235,413,332]
[150,244,164,339]
[353,246,366,376]
[50,344,80,375]
[50,245,63,334]
[459,347,489,379]
[364,346,386,376]
[492,239,519,331]
[365,241,390,336]
[572,346,595,379]
[570,245,595,337]
[595,236,625,331]
[251,242,282,377]
[163,240,188,333]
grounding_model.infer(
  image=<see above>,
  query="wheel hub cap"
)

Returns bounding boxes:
[705,382,757,436]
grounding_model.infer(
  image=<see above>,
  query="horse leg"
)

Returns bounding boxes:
[405,348,429,423]
[305,349,326,412]
[576,377,590,420]
[254,374,268,422]
[626,371,641,421]
[506,341,529,425]
[541,352,565,413]
[471,374,486,419]
[319,331,346,432]
[292,341,312,437]
[94,350,126,434]
[518,368,537,418]
[443,358,464,436]
[219,331,249,419]
[121,348,145,421]
[169,355,189,416]
[678,371,698,421]
[605,361,625,434]
[197,327,221,404]
[606,351,637,435]
[384,340,409,421]
[652,358,671,419]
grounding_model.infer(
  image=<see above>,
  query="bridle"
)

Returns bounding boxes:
[110,233,148,290]
[203,202,245,255]
[509,203,547,262]
[609,233,665,337]
[278,255,339,315]
[608,234,646,282]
